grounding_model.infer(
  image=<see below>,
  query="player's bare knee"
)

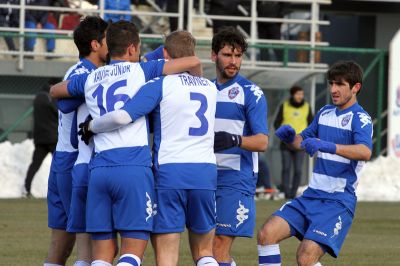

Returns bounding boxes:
[296,244,320,266]
[297,252,319,266]
[257,220,280,245]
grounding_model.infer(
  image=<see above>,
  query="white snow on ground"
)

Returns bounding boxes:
[0,139,399,201]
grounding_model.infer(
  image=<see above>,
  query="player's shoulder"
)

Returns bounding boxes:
[65,59,95,80]
[236,74,257,88]
[351,103,372,125]
[143,76,165,87]
[317,104,335,116]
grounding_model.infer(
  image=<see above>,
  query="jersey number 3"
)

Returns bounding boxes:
[189,92,208,136]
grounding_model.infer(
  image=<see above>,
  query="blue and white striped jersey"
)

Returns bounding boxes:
[51,58,96,173]
[67,59,165,168]
[300,103,373,214]
[214,74,269,195]
[121,73,218,189]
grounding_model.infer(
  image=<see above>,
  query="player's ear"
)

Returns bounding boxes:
[211,51,217,62]
[163,47,171,60]
[352,82,362,95]
[90,39,100,52]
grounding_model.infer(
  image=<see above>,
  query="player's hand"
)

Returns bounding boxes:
[78,115,94,145]
[275,125,296,144]
[214,131,242,152]
[300,138,336,156]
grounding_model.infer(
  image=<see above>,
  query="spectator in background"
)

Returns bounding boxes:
[0,0,19,52]
[257,1,290,61]
[24,0,56,55]
[24,78,59,197]
[274,85,313,199]
[97,0,132,22]
[209,0,249,35]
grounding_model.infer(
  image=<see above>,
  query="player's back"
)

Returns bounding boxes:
[152,73,218,189]
[78,60,164,168]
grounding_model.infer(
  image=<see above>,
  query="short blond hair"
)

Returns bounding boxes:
[164,30,196,58]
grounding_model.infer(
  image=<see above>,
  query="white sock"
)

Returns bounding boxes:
[44,264,62,266]
[74,261,91,266]
[314,263,322,266]
[231,259,237,266]
[116,254,141,266]
[197,256,218,266]
[258,244,281,266]
[91,260,112,266]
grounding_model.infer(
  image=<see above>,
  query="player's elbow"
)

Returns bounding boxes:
[363,149,372,161]
[256,135,269,152]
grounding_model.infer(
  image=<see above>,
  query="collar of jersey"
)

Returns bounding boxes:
[335,101,359,116]
[80,58,97,71]
[215,74,241,91]
[109,60,126,65]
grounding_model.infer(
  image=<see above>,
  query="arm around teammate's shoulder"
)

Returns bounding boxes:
[50,80,71,99]
[162,56,202,77]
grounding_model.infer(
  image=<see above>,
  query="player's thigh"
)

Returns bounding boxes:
[187,189,216,234]
[303,200,353,258]
[47,170,71,229]
[87,165,155,233]
[272,197,310,240]
[110,165,155,231]
[67,163,89,233]
[153,189,187,234]
[215,188,255,237]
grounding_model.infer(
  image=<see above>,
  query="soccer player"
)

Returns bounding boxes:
[44,16,108,266]
[211,27,269,266]
[257,61,373,266]
[50,21,202,266]
[78,30,219,266]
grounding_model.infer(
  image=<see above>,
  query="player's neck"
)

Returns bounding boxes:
[85,54,104,68]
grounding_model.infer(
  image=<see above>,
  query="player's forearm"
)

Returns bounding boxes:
[240,134,268,152]
[90,110,132,134]
[50,81,72,99]
[335,144,372,161]
[286,134,303,151]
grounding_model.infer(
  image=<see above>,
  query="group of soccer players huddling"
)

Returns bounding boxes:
[43,14,373,266]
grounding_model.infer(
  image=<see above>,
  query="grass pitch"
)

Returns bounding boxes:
[0,199,399,265]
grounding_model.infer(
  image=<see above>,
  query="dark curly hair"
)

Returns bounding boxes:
[212,26,248,54]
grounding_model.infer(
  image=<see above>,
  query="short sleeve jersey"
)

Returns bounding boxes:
[67,59,165,168]
[52,58,96,172]
[300,103,373,214]
[214,74,269,195]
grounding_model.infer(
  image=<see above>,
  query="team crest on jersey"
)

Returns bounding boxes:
[228,87,240,99]
[341,114,352,127]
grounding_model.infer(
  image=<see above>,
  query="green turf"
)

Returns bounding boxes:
[0,199,399,265]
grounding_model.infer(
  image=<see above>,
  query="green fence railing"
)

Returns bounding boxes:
[0,41,387,156]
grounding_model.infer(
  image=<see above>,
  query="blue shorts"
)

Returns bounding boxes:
[153,189,216,234]
[273,196,353,257]
[86,165,155,235]
[215,188,255,237]
[47,170,73,230]
[67,163,89,233]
